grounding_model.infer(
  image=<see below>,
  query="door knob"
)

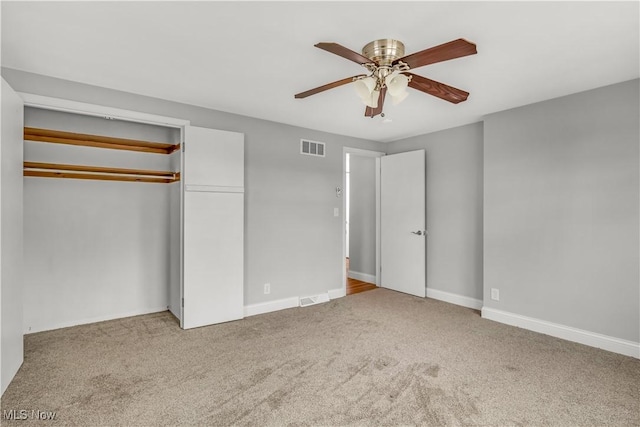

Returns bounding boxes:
[411,230,423,236]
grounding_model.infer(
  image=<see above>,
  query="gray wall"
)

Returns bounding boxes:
[483,79,639,342]
[348,155,376,277]
[3,68,385,308]
[386,123,484,301]
[22,107,179,332]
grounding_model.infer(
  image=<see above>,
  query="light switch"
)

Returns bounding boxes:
[334,207,339,217]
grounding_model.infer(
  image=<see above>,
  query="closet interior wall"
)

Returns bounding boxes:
[23,107,181,333]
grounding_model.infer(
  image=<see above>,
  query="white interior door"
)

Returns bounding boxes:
[182,126,244,329]
[381,150,426,297]
[1,78,24,395]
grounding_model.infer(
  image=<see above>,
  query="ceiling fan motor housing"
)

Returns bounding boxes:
[362,39,405,66]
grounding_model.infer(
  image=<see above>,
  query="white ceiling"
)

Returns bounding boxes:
[2,1,638,142]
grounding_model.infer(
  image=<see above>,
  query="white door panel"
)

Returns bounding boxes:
[381,150,426,297]
[182,125,245,329]
[183,192,244,329]
[183,126,244,189]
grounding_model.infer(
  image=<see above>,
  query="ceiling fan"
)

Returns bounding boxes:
[294,38,477,118]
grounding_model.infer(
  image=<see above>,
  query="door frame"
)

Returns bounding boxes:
[17,92,190,327]
[342,147,385,296]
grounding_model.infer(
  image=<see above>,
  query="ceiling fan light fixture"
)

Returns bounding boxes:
[384,69,400,82]
[353,76,376,100]
[386,73,409,96]
[364,89,380,108]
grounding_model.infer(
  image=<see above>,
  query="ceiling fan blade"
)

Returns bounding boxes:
[407,73,469,104]
[295,75,365,99]
[364,87,387,118]
[315,42,373,65]
[393,38,477,69]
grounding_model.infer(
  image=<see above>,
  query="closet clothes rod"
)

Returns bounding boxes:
[24,162,181,184]
[24,127,181,155]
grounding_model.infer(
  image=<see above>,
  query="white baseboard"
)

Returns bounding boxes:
[347,270,376,284]
[328,287,346,299]
[244,297,299,317]
[245,288,346,317]
[482,307,640,359]
[25,306,169,334]
[426,288,482,310]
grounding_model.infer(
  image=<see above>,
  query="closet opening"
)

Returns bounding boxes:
[21,97,188,334]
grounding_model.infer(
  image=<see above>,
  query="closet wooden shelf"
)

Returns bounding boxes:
[24,127,180,155]
[24,162,181,184]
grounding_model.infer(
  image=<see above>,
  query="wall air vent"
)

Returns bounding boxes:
[300,139,325,157]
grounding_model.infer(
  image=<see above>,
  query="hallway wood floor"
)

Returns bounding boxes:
[346,258,377,295]
[347,278,377,295]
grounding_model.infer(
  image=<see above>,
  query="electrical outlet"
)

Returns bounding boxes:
[491,288,500,301]
[264,283,271,295]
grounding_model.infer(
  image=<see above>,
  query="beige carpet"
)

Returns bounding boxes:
[2,288,639,426]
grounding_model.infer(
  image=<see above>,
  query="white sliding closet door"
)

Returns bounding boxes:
[182,126,244,329]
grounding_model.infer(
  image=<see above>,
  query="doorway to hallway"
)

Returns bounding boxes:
[344,148,383,296]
